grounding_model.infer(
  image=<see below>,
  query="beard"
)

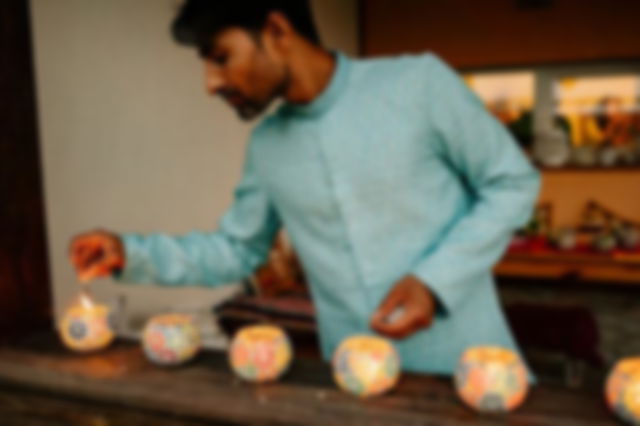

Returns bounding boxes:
[233,98,271,121]
[223,69,290,121]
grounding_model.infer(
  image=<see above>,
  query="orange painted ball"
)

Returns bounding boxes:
[229,325,293,382]
[332,335,400,397]
[454,346,529,413]
[59,301,115,352]
[606,357,640,425]
[142,313,201,366]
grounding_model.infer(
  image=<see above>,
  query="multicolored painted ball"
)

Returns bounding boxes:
[59,296,115,352]
[229,325,292,382]
[605,357,640,425]
[142,313,201,366]
[454,346,529,413]
[332,335,400,397]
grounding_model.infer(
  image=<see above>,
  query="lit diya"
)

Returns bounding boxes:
[142,313,201,366]
[332,335,400,397]
[229,324,292,382]
[454,346,529,413]
[605,357,640,425]
[58,290,115,352]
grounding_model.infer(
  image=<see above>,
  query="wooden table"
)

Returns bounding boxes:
[0,334,619,426]
[496,252,640,285]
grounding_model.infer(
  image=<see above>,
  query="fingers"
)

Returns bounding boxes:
[70,237,98,274]
[370,286,403,327]
[371,306,431,339]
[370,278,435,339]
[78,263,101,283]
[78,255,113,283]
[69,230,122,283]
[70,233,103,265]
[77,250,115,283]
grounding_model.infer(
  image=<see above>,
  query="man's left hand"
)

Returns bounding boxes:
[370,275,436,339]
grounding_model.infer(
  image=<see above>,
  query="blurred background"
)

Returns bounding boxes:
[2,0,640,392]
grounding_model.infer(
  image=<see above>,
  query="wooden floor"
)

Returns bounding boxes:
[0,333,620,426]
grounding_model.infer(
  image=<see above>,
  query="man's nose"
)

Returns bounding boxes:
[204,62,225,95]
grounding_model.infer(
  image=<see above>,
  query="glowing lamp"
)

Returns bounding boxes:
[229,324,292,382]
[142,313,201,366]
[332,335,400,397]
[606,357,640,425]
[58,292,115,352]
[454,346,529,413]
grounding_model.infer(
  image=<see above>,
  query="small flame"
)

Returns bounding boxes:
[79,291,95,310]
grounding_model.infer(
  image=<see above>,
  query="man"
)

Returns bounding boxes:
[70,0,540,376]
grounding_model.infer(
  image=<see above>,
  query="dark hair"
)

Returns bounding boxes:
[172,0,320,55]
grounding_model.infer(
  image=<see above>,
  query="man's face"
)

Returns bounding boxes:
[202,28,289,120]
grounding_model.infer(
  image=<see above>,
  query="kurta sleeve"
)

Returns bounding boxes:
[411,54,541,314]
[114,149,281,287]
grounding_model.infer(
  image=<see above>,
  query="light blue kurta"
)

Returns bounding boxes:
[117,52,541,376]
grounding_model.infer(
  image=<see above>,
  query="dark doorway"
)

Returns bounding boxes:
[0,0,52,341]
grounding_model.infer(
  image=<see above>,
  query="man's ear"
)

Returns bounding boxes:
[262,11,295,51]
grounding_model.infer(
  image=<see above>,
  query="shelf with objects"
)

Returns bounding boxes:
[463,62,640,171]
[467,62,640,285]
[496,201,640,285]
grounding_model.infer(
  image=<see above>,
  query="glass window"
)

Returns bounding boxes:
[554,75,640,147]
[464,71,535,150]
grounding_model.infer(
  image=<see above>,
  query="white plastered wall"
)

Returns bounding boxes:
[30,0,358,347]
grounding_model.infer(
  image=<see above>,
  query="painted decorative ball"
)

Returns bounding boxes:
[533,126,570,168]
[571,145,598,167]
[332,335,400,397]
[605,357,640,425]
[617,225,640,250]
[142,313,201,366]
[553,227,577,251]
[599,145,622,167]
[229,325,292,382]
[593,232,618,252]
[59,294,115,352]
[454,346,529,413]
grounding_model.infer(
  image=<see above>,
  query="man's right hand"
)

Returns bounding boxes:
[69,230,125,283]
